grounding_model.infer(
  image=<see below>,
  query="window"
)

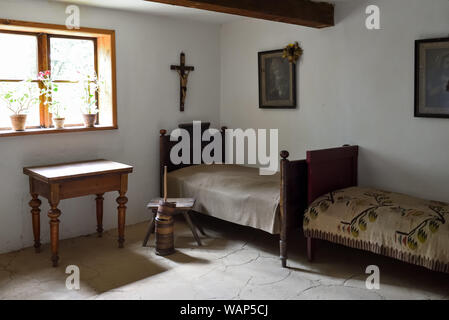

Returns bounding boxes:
[50,36,97,126]
[0,19,116,136]
[0,33,40,129]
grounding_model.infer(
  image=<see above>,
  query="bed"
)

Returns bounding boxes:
[303,146,449,273]
[167,164,282,234]
[159,122,308,268]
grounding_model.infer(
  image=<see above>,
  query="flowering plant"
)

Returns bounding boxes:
[79,71,100,114]
[0,79,39,115]
[38,70,66,118]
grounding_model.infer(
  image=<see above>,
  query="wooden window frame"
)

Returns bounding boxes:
[0,19,117,137]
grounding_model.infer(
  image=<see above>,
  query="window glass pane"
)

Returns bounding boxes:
[51,83,85,125]
[50,37,95,80]
[0,82,40,128]
[0,33,38,80]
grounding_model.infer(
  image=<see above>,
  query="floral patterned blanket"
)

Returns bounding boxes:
[303,187,449,273]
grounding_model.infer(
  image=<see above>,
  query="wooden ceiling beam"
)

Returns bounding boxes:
[145,0,334,28]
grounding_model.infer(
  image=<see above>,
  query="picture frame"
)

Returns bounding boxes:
[415,37,449,118]
[258,49,296,109]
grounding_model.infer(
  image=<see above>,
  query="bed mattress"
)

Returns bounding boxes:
[167,164,281,234]
[304,186,449,273]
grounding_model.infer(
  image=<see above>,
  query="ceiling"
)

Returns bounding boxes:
[52,0,243,24]
[52,0,350,25]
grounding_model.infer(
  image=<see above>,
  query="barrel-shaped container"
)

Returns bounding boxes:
[155,200,176,256]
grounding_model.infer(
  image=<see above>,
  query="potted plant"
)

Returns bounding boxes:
[80,72,100,128]
[39,70,66,129]
[0,80,39,131]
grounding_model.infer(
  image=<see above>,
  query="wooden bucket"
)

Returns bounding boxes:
[155,200,176,256]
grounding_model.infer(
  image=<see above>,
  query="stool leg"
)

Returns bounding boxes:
[151,209,157,234]
[183,212,202,246]
[190,211,206,236]
[196,223,207,237]
[142,212,156,247]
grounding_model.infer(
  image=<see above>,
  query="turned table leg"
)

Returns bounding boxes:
[48,203,61,267]
[96,193,104,237]
[117,174,128,248]
[29,194,41,253]
[117,193,128,248]
[48,184,61,267]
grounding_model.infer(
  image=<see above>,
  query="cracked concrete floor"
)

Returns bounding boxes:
[0,215,448,300]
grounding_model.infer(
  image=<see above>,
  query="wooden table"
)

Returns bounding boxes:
[143,198,205,249]
[23,160,133,267]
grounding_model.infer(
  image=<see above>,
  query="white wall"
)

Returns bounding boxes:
[0,0,220,253]
[220,0,449,202]
[2,0,449,255]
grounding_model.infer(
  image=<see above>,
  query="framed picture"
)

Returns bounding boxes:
[258,49,296,109]
[415,37,449,118]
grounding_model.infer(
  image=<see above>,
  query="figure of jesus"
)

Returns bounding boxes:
[177,70,190,105]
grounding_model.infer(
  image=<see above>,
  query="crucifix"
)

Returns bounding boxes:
[171,52,194,112]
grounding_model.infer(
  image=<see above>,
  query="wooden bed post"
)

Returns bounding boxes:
[307,237,315,262]
[280,150,289,268]
[221,126,227,163]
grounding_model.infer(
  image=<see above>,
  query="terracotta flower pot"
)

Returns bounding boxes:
[83,114,97,128]
[53,118,65,129]
[10,114,27,131]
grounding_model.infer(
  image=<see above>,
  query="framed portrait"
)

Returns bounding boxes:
[415,37,449,118]
[258,49,296,109]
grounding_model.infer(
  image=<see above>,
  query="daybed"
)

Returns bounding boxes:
[303,146,449,273]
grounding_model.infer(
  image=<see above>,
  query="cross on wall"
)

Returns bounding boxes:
[170,52,194,112]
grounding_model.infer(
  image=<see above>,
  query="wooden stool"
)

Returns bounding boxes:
[143,198,206,252]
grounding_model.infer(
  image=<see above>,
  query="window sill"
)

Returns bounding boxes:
[0,125,118,137]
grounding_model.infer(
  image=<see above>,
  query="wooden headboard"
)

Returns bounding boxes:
[159,122,227,196]
[306,145,359,204]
